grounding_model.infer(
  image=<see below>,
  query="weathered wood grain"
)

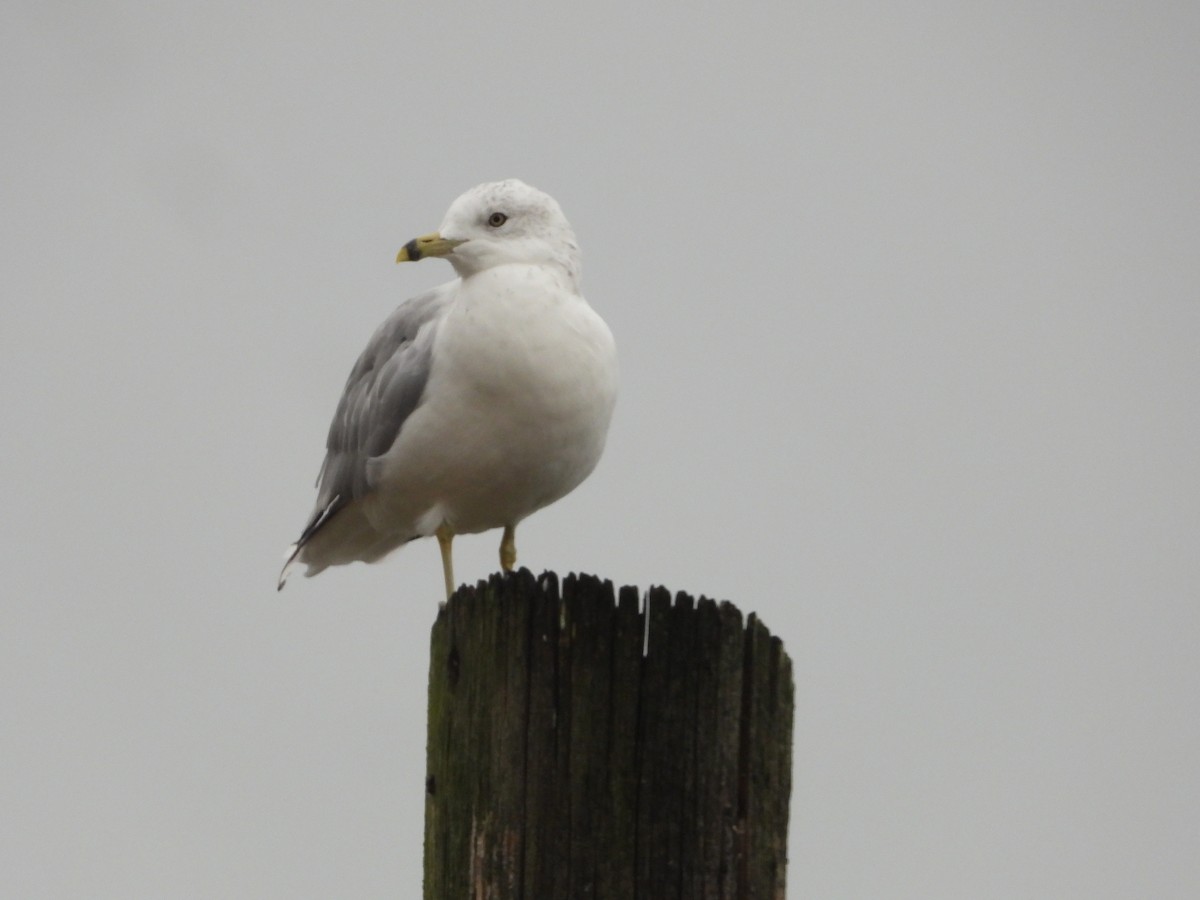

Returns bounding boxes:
[424,569,793,899]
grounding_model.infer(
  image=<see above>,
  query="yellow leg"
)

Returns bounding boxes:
[499,524,517,572]
[436,524,456,600]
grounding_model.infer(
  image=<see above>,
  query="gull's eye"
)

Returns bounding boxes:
[487,211,508,228]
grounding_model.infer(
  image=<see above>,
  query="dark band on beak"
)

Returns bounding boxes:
[403,238,424,261]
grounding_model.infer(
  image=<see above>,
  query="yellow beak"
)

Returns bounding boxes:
[396,232,465,263]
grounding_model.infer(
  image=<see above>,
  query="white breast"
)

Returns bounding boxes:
[366,264,618,536]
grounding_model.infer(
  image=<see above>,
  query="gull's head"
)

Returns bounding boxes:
[397,179,581,286]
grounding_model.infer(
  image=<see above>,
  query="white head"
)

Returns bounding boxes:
[396,179,581,288]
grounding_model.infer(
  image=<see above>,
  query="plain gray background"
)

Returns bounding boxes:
[3,1,1197,897]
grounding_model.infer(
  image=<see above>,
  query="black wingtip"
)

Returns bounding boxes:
[278,494,342,593]
[278,543,300,591]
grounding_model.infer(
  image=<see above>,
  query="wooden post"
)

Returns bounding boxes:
[424,569,794,899]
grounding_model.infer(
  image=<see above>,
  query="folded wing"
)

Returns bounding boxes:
[279,284,454,588]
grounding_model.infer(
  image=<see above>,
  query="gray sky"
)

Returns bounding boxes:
[3,1,1198,897]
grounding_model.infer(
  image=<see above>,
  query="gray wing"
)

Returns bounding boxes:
[293,284,453,549]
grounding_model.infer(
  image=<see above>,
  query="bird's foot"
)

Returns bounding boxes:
[437,524,456,600]
[499,524,517,572]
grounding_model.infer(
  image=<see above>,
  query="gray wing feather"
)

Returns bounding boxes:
[296,284,453,544]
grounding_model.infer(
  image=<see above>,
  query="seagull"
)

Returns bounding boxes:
[279,179,618,599]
